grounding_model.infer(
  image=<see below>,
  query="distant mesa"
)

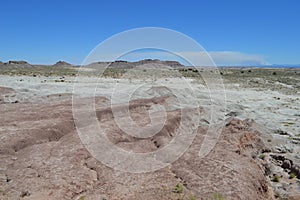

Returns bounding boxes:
[2,60,32,67]
[87,59,184,69]
[134,59,183,67]
[107,59,184,68]
[114,60,128,63]
[7,60,29,65]
[53,61,72,67]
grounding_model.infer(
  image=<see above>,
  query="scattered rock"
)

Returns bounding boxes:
[291,164,300,178]
[274,129,289,135]
[282,159,292,169]
[20,191,30,197]
[273,145,294,153]
[263,163,273,176]
[225,111,240,117]
[262,147,272,153]
[271,154,286,162]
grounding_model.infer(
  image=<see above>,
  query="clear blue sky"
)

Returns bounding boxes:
[0,0,299,65]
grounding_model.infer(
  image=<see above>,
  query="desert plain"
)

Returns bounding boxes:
[0,60,299,200]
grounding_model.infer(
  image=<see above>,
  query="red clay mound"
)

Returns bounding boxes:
[0,96,274,199]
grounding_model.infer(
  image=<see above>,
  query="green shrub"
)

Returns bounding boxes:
[79,196,85,200]
[289,173,296,179]
[173,183,184,194]
[213,193,224,200]
[189,195,196,200]
[272,175,280,182]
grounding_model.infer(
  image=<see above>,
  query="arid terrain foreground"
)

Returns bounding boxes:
[0,60,299,200]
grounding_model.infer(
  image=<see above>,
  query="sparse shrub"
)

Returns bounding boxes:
[272,175,280,182]
[79,196,85,200]
[189,195,196,200]
[259,154,266,160]
[173,183,184,193]
[289,173,296,179]
[241,71,244,74]
[272,72,277,75]
[274,191,281,198]
[213,193,224,200]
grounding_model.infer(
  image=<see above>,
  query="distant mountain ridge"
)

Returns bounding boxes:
[1,59,299,68]
[0,59,184,68]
